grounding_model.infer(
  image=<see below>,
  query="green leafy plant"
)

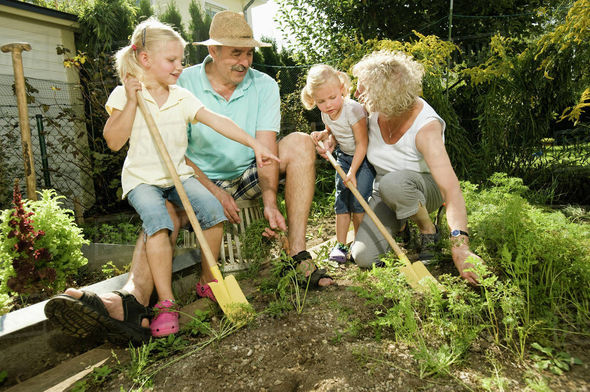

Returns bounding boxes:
[530,342,582,375]
[0,184,88,311]
[82,221,139,244]
[273,251,311,314]
[182,308,213,336]
[101,261,130,279]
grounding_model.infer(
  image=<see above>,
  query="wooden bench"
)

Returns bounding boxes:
[181,199,264,271]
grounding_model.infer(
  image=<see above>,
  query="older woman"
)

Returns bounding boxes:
[345,50,481,285]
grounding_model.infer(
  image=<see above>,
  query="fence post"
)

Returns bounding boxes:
[35,114,51,188]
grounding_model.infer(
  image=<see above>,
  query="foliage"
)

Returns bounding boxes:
[530,342,582,375]
[275,0,559,62]
[76,0,136,54]
[0,184,88,312]
[159,1,188,45]
[238,218,274,261]
[463,173,590,331]
[136,0,153,22]
[352,33,478,179]
[353,173,589,379]
[187,0,211,65]
[81,221,140,244]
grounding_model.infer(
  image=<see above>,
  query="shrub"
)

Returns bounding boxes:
[0,184,88,313]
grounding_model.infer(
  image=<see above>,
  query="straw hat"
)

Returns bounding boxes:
[193,10,271,48]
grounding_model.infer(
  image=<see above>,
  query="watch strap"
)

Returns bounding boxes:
[450,229,469,238]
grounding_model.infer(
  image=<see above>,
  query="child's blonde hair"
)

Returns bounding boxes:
[114,17,186,82]
[300,64,351,110]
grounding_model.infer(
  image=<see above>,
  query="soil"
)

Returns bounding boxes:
[89,216,590,392]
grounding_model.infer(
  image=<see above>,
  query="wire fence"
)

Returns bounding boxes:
[0,63,314,215]
[0,74,95,212]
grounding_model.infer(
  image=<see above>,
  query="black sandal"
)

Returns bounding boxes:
[104,290,152,345]
[45,290,112,339]
[291,251,334,290]
[45,290,152,345]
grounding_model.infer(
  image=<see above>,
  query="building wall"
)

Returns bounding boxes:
[0,2,95,212]
[152,0,266,30]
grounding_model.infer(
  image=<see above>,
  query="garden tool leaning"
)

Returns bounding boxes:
[317,140,439,291]
[136,91,250,323]
[1,42,37,200]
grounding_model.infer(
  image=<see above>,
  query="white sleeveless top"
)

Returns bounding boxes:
[367,98,445,191]
[321,98,367,155]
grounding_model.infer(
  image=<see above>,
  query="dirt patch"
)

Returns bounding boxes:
[96,262,590,392]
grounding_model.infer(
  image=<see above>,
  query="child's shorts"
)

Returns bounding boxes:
[127,177,226,237]
[334,150,375,214]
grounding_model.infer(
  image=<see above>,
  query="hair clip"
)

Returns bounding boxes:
[142,27,146,47]
[131,44,137,51]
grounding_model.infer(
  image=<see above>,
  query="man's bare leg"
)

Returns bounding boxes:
[278,132,315,256]
[278,132,332,286]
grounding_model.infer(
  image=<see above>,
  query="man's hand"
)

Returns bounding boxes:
[451,245,482,285]
[213,187,241,224]
[262,205,287,238]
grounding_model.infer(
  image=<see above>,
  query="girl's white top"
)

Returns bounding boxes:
[321,98,367,156]
[367,98,446,191]
[105,84,203,199]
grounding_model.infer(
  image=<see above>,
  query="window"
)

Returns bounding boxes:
[205,2,225,19]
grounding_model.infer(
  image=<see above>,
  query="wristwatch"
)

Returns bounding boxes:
[450,229,469,238]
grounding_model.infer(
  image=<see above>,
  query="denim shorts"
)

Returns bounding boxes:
[334,150,376,214]
[127,177,226,237]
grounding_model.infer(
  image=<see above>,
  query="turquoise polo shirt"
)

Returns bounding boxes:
[178,56,281,180]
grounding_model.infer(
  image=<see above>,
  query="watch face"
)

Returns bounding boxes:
[451,230,461,237]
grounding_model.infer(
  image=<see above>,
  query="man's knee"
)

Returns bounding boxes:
[279,132,315,164]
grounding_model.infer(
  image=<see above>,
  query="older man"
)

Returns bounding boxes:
[45,11,331,345]
[176,10,333,292]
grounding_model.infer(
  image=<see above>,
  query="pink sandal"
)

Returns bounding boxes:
[150,300,179,337]
[196,280,217,302]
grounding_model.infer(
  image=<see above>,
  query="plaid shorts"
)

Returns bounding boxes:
[213,160,262,201]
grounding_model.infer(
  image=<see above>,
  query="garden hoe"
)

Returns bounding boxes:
[136,92,250,323]
[317,141,439,291]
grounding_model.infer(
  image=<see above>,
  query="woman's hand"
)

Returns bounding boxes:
[252,140,281,168]
[451,244,482,285]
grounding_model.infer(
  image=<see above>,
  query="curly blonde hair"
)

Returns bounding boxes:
[352,50,424,117]
[114,17,186,82]
[300,64,351,110]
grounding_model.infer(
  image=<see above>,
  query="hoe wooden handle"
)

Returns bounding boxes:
[1,42,32,54]
[2,42,36,200]
[317,140,410,266]
[136,91,224,282]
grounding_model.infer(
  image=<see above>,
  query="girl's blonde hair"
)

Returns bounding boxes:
[114,17,186,82]
[352,50,424,117]
[300,64,351,110]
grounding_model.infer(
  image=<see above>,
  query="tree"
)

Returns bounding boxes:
[137,0,153,22]
[187,0,211,65]
[275,0,564,62]
[160,1,188,40]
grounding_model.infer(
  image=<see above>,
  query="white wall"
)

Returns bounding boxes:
[0,3,95,211]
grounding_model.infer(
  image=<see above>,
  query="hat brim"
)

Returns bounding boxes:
[193,38,272,48]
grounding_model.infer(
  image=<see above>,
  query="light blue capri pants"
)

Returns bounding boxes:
[350,170,443,268]
[127,177,226,237]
